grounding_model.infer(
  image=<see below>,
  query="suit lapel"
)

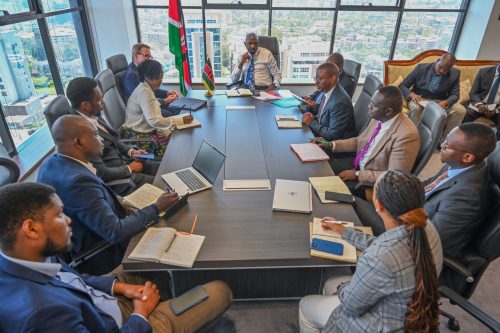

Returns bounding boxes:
[320,88,338,122]
[363,114,402,165]
[425,63,433,87]
[426,162,484,198]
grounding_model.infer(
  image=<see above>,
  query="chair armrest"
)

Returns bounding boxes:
[69,240,112,268]
[443,256,475,282]
[439,286,500,333]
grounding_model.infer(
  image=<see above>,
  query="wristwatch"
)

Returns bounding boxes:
[274,82,280,89]
[355,171,360,178]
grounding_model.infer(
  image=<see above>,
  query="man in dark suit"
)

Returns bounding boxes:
[354,123,496,259]
[66,77,158,196]
[0,182,233,332]
[399,53,466,143]
[301,62,356,141]
[309,53,356,100]
[37,115,179,275]
[463,64,500,128]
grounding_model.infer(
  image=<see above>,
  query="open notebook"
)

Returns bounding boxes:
[123,183,166,216]
[128,227,205,268]
[170,115,201,130]
[309,218,358,263]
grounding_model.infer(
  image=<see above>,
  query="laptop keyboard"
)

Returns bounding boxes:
[175,169,207,191]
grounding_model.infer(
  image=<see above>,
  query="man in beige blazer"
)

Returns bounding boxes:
[315,85,420,198]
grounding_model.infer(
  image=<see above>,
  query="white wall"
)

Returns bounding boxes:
[476,0,500,60]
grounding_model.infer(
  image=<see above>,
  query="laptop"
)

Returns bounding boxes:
[272,179,312,214]
[162,140,226,196]
[169,97,207,111]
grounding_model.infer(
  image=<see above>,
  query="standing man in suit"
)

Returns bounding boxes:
[314,86,420,198]
[354,123,496,259]
[37,115,179,275]
[399,53,465,143]
[463,63,500,129]
[230,32,282,91]
[0,182,233,333]
[66,77,158,196]
[301,63,356,141]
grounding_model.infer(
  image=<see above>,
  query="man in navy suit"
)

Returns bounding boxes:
[37,115,179,275]
[301,62,356,141]
[0,182,233,332]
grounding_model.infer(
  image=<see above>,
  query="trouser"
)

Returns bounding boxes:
[114,271,233,333]
[408,100,466,143]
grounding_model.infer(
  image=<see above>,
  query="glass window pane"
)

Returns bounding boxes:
[136,0,201,6]
[0,21,54,147]
[334,11,397,80]
[340,0,397,5]
[394,12,459,59]
[0,1,30,15]
[273,10,334,79]
[40,0,73,12]
[206,0,267,4]
[272,0,335,8]
[46,12,92,88]
[405,0,463,9]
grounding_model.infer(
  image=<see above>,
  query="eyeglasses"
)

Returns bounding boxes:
[138,53,153,59]
[441,141,471,153]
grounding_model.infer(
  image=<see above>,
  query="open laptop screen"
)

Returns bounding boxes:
[192,140,226,184]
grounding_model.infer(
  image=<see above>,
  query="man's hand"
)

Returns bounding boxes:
[155,191,179,212]
[128,161,144,173]
[320,216,345,236]
[182,115,194,124]
[266,84,278,91]
[238,53,251,69]
[408,93,421,103]
[132,281,160,318]
[311,137,332,150]
[168,90,180,98]
[438,100,449,108]
[477,104,488,115]
[338,169,357,182]
[302,112,315,125]
[484,106,496,118]
[303,96,317,110]
[113,282,145,300]
[164,95,178,105]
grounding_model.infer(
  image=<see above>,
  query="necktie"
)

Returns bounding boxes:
[487,74,500,104]
[424,169,449,193]
[317,94,326,120]
[245,56,255,91]
[352,122,382,170]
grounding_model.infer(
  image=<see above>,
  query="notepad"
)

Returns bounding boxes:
[290,143,329,162]
[309,218,357,263]
[225,89,253,97]
[123,183,166,216]
[223,179,271,191]
[128,227,205,268]
[275,115,302,129]
[170,115,201,129]
[253,91,283,102]
[271,97,301,108]
[309,176,351,203]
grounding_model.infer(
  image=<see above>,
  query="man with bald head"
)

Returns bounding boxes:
[314,86,420,198]
[302,62,355,141]
[400,53,465,143]
[37,115,179,275]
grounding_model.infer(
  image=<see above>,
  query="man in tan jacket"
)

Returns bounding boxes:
[315,85,420,198]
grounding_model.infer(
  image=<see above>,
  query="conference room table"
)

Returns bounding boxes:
[122,90,361,300]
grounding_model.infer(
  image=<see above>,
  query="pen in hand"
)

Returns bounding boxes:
[310,137,329,144]
[322,220,350,225]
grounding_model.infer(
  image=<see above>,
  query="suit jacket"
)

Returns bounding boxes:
[423,162,491,258]
[469,65,499,105]
[333,113,420,183]
[122,62,168,103]
[0,255,151,333]
[309,85,356,141]
[310,71,356,99]
[399,62,461,106]
[37,154,159,275]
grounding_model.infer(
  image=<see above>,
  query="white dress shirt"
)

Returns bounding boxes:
[231,47,282,87]
[358,114,399,170]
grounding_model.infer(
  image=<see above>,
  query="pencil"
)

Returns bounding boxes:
[190,213,198,234]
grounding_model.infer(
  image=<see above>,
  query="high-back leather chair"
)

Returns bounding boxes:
[105,54,129,103]
[95,69,127,133]
[412,102,447,175]
[0,158,20,186]
[43,95,73,132]
[353,74,382,135]
[344,59,362,88]
[439,142,500,331]
[258,36,280,68]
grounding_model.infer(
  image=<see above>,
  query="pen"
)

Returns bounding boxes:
[322,220,350,225]
[236,89,240,94]
[310,137,329,144]
[189,213,198,234]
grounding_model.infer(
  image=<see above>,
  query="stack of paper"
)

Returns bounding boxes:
[253,91,283,102]
[275,115,302,129]
[170,115,201,130]
[271,97,301,108]
[309,218,357,263]
[225,89,253,97]
[309,176,351,203]
[290,143,329,162]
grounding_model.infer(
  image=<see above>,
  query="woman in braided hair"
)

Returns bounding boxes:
[299,170,443,333]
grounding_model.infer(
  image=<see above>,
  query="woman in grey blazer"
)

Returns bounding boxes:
[299,170,442,333]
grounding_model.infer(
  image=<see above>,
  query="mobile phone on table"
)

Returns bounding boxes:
[311,238,344,255]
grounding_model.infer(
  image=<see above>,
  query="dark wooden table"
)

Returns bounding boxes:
[122,91,360,299]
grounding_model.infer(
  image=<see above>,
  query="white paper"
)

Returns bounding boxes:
[160,233,205,268]
[226,105,256,111]
[123,183,165,210]
[223,179,271,191]
[128,227,176,262]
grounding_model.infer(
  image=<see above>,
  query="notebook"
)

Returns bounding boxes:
[309,218,357,263]
[309,176,351,203]
[170,115,201,130]
[272,179,312,214]
[123,183,167,216]
[128,227,205,268]
[225,89,253,97]
[275,115,302,129]
[271,97,301,108]
[290,143,330,162]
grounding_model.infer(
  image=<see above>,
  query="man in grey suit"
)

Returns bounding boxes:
[355,122,496,259]
[399,53,465,143]
[66,77,159,196]
[302,62,356,141]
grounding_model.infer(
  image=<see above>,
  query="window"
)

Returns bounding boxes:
[0,1,31,15]
[0,0,96,156]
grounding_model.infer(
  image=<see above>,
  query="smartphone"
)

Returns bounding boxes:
[169,285,209,316]
[311,238,344,255]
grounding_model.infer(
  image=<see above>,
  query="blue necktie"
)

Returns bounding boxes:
[245,56,255,91]
[487,75,500,104]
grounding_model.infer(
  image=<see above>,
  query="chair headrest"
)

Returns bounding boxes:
[106,54,128,74]
[95,69,116,95]
[363,74,383,96]
[344,59,361,78]
[0,157,20,186]
[487,141,500,185]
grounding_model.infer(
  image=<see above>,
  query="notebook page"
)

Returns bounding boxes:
[128,227,176,262]
[123,183,165,210]
[160,233,205,268]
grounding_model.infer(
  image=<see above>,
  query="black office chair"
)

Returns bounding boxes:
[95,69,127,132]
[106,54,129,104]
[439,142,500,331]
[353,74,382,135]
[412,102,447,175]
[0,157,20,186]
[344,59,362,89]
[43,95,73,131]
